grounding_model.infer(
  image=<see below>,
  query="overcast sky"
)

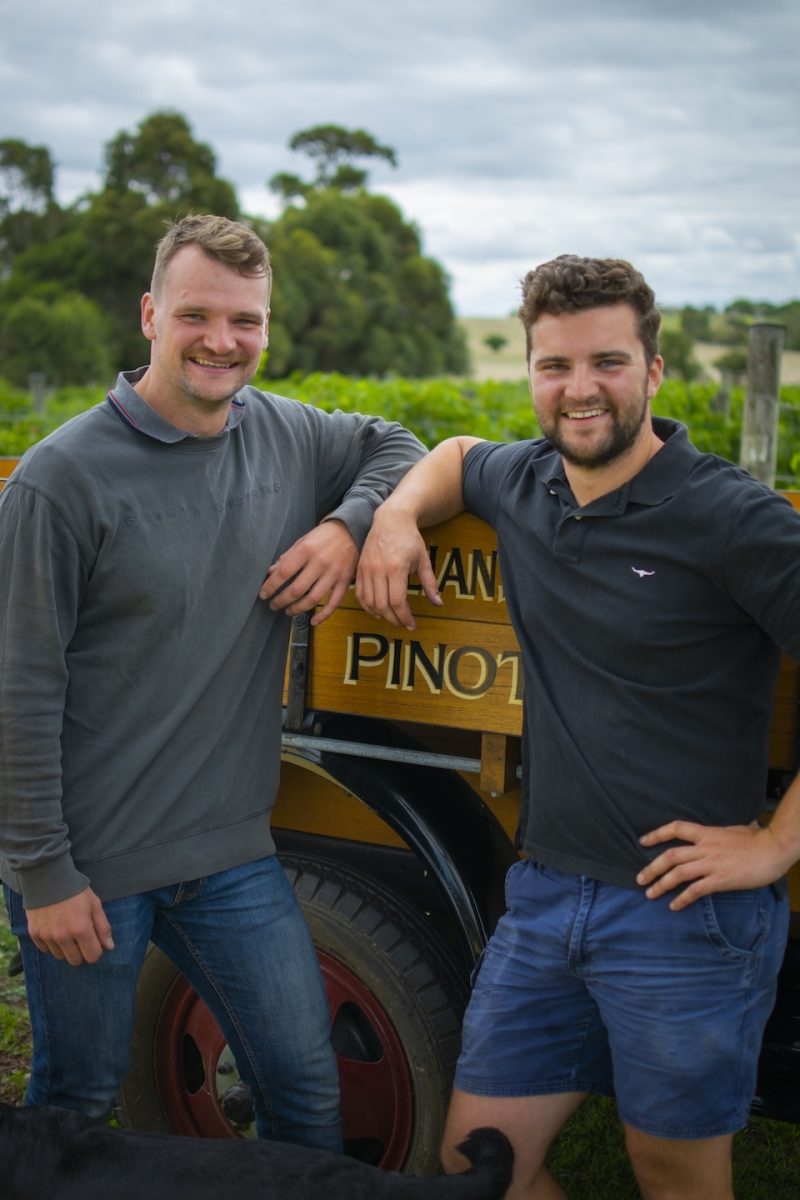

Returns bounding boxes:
[1,0,798,316]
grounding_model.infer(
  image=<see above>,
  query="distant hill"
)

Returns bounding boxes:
[459,317,800,385]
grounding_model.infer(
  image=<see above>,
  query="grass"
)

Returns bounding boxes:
[0,906,798,1194]
[548,1097,640,1197]
[546,1097,800,1199]
[0,914,31,1104]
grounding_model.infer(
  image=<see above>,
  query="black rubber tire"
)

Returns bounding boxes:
[118,853,467,1174]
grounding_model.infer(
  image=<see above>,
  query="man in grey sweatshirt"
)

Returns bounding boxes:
[0,214,426,1148]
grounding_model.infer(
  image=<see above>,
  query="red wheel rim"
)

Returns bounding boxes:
[151,949,414,1168]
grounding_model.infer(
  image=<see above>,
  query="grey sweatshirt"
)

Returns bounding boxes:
[0,370,426,908]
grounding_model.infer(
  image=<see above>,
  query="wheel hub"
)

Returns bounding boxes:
[151,950,414,1168]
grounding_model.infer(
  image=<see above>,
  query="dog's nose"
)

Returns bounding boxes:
[220,1083,255,1130]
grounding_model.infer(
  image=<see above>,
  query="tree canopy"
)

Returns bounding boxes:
[0,113,467,383]
[6,111,796,393]
[103,110,238,213]
[262,184,467,377]
[0,139,60,261]
[0,112,243,372]
[284,124,397,190]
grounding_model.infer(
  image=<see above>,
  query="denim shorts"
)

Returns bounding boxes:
[454,857,789,1139]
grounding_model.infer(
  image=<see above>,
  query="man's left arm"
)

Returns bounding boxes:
[637,773,800,911]
[640,487,800,909]
[259,411,426,624]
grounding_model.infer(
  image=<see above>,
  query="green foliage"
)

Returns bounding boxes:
[0,114,466,381]
[255,372,530,444]
[263,187,468,377]
[484,334,508,354]
[714,349,749,375]
[64,189,171,366]
[0,377,32,414]
[0,114,243,374]
[777,301,800,352]
[721,300,800,352]
[0,138,60,265]
[270,123,398,196]
[659,327,702,382]
[4,373,800,494]
[679,304,714,341]
[651,379,742,459]
[263,123,466,377]
[780,386,800,488]
[0,910,31,1105]
[285,124,397,188]
[269,172,311,204]
[716,313,751,346]
[103,111,239,213]
[0,382,106,454]
[0,292,113,387]
[0,139,54,212]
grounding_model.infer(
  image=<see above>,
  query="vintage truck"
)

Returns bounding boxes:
[1,456,799,1174]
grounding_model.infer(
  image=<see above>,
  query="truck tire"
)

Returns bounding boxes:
[117,853,467,1174]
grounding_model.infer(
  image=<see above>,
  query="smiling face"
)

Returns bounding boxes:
[136,245,270,435]
[529,303,663,478]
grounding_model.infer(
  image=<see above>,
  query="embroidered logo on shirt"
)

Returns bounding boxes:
[631,567,656,578]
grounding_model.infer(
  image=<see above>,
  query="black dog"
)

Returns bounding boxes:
[0,1102,513,1200]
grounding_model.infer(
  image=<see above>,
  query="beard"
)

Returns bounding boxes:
[538,388,650,470]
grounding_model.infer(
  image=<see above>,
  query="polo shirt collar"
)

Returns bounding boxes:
[626,418,700,506]
[533,417,699,512]
[106,367,248,444]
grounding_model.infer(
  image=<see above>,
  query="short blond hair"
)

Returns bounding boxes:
[151,214,272,298]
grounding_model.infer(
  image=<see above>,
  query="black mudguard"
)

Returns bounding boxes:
[281,711,517,966]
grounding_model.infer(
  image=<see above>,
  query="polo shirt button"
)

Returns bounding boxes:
[574,514,582,521]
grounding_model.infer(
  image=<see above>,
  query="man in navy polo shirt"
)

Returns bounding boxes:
[355,255,800,1200]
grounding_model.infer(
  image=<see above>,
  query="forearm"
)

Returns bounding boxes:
[764,770,800,874]
[370,436,482,532]
[318,415,427,548]
[0,697,89,907]
[356,438,482,628]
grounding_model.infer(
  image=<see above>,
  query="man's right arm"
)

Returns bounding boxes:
[355,436,482,630]
[0,477,113,963]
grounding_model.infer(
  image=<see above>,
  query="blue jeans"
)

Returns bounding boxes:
[455,857,789,1138]
[4,856,341,1150]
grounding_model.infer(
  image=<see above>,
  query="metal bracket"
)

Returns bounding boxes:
[284,613,311,732]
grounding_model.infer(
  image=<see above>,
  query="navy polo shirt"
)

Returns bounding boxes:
[463,418,800,887]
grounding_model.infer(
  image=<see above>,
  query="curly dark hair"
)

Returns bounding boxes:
[519,254,661,364]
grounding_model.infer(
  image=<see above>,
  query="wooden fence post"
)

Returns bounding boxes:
[739,323,785,487]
